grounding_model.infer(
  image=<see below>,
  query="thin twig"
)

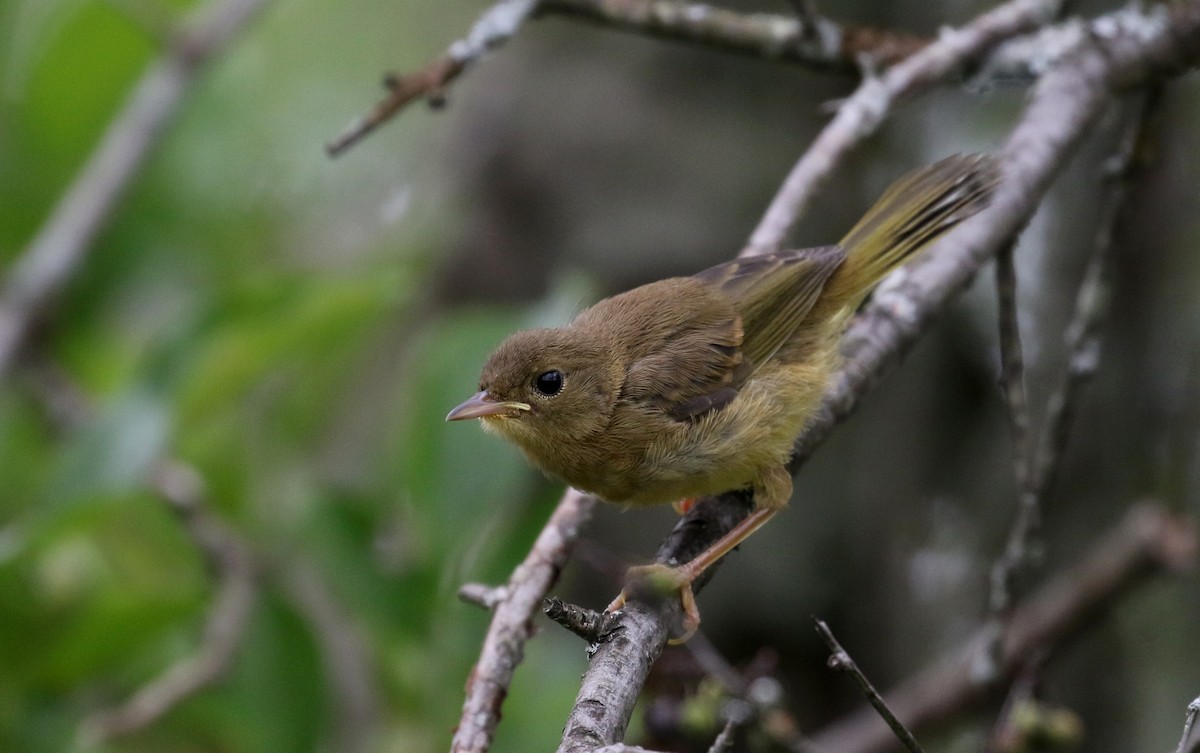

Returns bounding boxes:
[983,238,1041,678]
[543,597,619,643]
[0,0,271,379]
[459,582,509,611]
[22,364,263,743]
[1178,696,1200,753]
[987,235,1040,615]
[995,240,1034,495]
[980,93,1155,682]
[539,0,926,73]
[745,0,1062,254]
[812,503,1196,753]
[815,619,926,753]
[706,719,737,753]
[452,487,596,753]
[326,0,538,156]
[79,460,259,744]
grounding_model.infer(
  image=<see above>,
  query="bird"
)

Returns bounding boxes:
[447,154,999,637]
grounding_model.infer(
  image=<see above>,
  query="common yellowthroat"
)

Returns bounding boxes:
[448,154,998,636]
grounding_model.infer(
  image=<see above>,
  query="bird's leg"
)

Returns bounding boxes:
[672,497,698,515]
[607,466,792,642]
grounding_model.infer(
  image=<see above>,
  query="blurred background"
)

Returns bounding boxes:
[1,0,1197,751]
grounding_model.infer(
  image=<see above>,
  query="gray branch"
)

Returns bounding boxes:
[744,0,1062,254]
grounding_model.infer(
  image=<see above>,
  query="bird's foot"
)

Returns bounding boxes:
[672,497,698,515]
[605,563,700,643]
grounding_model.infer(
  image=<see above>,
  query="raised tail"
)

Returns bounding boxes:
[822,153,1000,310]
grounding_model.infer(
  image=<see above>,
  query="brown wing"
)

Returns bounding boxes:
[585,278,746,421]
[596,247,842,422]
[693,246,844,371]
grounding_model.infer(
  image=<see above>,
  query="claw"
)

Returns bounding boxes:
[609,563,701,642]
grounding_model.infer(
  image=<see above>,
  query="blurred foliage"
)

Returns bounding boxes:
[1,0,1198,752]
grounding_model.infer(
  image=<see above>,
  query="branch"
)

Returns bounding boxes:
[451,488,596,753]
[790,0,1200,466]
[1178,696,1200,753]
[538,0,926,74]
[326,0,538,156]
[811,502,1196,753]
[981,92,1153,680]
[745,0,1062,254]
[815,619,926,753]
[22,365,262,743]
[556,3,1200,749]
[0,0,271,379]
[79,460,259,744]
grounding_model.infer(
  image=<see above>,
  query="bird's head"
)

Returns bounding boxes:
[446,327,619,449]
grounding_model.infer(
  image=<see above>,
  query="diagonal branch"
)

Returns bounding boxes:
[538,0,927,74]
[0,0,272,379]
[1178,696,1200,753]
[744,0,1062,254]
[811,503,1196,753]
[79,460,260,744]
[815,619,927,753]
[22,364,262,743]
[326,0,539,156]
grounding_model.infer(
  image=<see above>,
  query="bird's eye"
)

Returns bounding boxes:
[533,370,563,396]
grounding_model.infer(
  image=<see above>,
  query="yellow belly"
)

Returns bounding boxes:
[602,356,831,508]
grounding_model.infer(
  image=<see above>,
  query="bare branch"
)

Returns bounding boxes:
[543,597,619,643]
[79,460,259,744]
[326,0,538,156]
[23,365,263,743]
[1178,696,1200,753]
[811,503,1196,753]
[815,619,926,753]
[0,0,271,379]
[459,582,509,611]
[790,0,1200,467]
[995,241,1033,496]
[745,0,1062,254]
[452,487,596,753]
[706,719,737,753]
[538,0,926,74]
[981,92,1155,682]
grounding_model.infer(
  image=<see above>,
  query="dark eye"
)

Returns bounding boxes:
[533,370,563,396]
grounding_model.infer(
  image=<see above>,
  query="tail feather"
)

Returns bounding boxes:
[824,153,999,309]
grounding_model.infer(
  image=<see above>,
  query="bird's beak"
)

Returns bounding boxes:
[445,391,532,421]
